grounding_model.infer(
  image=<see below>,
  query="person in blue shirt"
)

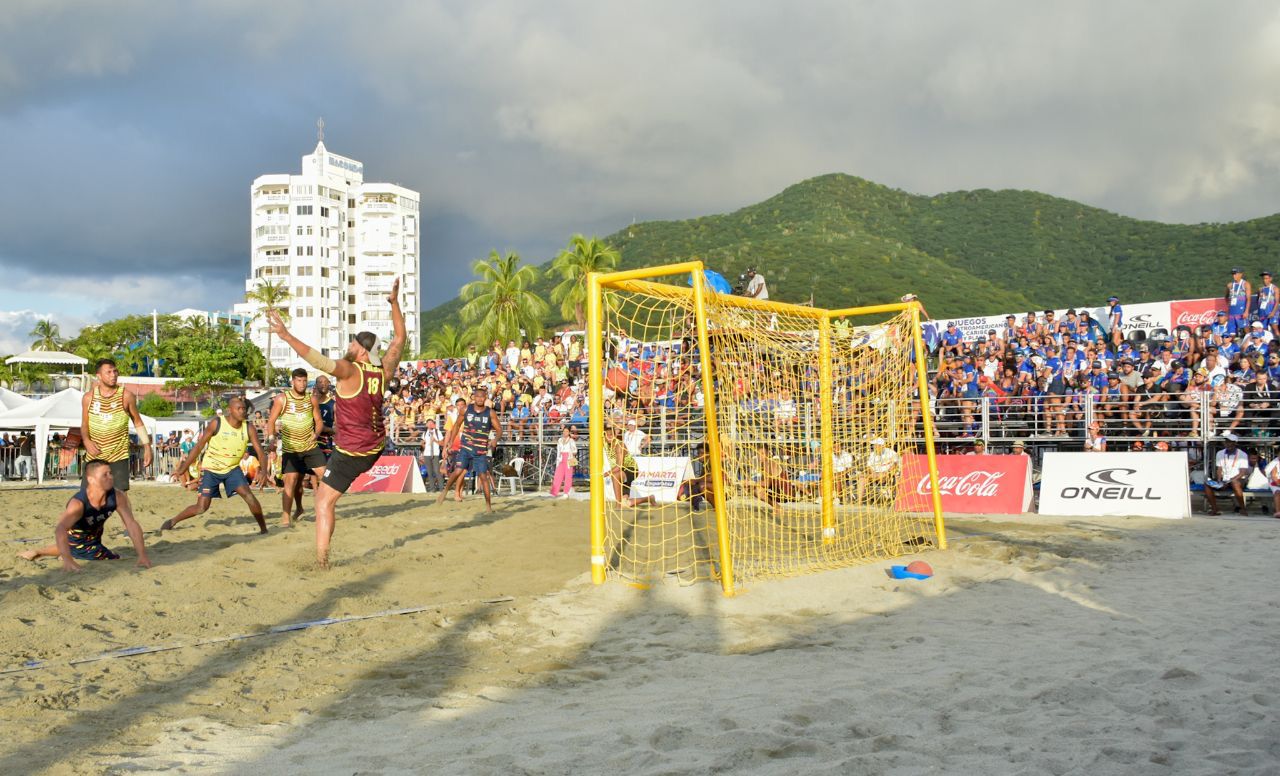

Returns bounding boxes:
[1087,361,1109,391]
[1002,314,1018,342]
[1210,311,1232,344]
[1257,270,1279,334]
[1106,296,1124,348]
[1079,311,1105,343]
[941,322,964,359]
[1219,331,1242,361]
[1227,267,1251,334]
[1043,347,1063,377]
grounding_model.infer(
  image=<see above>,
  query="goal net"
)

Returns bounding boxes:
[588,262,946,595]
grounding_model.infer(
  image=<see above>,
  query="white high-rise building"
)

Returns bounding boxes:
[235,135,420,374]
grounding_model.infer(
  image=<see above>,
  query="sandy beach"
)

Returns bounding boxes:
[1,483,1278,775]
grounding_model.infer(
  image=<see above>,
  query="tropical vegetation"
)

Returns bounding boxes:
[458,250,548,346]
[421,173,1280,338]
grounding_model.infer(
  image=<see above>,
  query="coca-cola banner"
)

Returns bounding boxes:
[1038,451,1190,518]
[1169,297,1221,332]
[896,454,1033,514]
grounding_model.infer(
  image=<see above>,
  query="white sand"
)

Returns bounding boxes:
[2,485,1278,774]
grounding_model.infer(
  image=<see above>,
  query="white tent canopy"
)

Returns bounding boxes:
[0,386,33,413]
[5,350,89,368]
[0,387,156,484]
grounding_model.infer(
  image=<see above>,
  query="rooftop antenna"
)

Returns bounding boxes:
[316,117,325,143]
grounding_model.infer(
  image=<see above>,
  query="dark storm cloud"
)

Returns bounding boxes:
[2,0,1279,323]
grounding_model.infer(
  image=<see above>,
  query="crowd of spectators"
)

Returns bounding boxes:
[928,287,1280,452]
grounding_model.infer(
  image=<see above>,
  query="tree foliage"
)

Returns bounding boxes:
[138,393,175,417]
[422,173,1280,336]
[424,323,469,358]
[244,279,292,387]
[458,251,548,345]
[28,319,64,352]
[550,234,620,327]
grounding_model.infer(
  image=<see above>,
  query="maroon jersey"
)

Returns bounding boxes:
[335,362,386,456]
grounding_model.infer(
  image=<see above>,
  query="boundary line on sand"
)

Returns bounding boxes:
[0,596,516,676]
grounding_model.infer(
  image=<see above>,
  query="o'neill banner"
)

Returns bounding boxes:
[1037,452,1190,519]
[348,456,428,494]
[896,454,1033,514]
[605,456,692,503]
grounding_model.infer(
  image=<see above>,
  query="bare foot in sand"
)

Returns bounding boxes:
[17,549,37,561]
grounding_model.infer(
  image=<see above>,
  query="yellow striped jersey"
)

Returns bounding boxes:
[201,418,249,475]
[278,390,316,453]
[87,385,130,463]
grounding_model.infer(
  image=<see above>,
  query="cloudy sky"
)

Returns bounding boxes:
[2,0,1279,352]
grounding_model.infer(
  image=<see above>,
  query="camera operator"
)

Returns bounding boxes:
[742,267,769,300]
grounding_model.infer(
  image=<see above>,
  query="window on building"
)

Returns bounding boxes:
[297,205,313,216]
[306,247,313,256]
[348,294,356,305]
[320,206,329,218]
[348,199,355,209]
[296,247,303,256]
[348,314,356,324]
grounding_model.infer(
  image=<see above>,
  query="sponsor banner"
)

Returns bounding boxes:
[1037,451,1190,518]
[605,456,692,503]
[349,455,427,494]
[896,454,1033,514]
[1169,297,1221,331]
[1115,300,1172,338]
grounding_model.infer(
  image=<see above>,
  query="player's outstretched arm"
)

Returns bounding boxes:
[265,394,285,451]
[267,309,356,381]
[175,418,218,484]
[80,392,101,459]
[54,499,86,573]
[382,277,407,381]
[123,390,153,468]
[119,508,151,568]
[247,423,269,487]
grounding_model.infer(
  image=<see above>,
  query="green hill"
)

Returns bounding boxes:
[421,173,1280,341]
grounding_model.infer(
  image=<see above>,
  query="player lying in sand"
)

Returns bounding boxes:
[17,460,152,572]
[162,396,269,534]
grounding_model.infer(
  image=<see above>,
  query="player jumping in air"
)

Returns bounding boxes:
[268,277,406,567]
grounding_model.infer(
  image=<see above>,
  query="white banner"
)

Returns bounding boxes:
[935,300,1173,346]
[605,456,692,504]
[1038,452,1190,518]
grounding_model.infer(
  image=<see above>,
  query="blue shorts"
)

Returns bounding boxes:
[456,448,490,474]
[1229,314,1248,334]
[199,468,250,499]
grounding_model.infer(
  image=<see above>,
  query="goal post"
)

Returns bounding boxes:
[588,261,946,595]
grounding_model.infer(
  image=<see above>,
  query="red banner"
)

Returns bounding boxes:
[896,454,1032,514]
[1169,297,1221,330]
[348,456,426,494]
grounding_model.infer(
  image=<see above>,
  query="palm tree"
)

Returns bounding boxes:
[28,319,64,351]
[459,251,548,345]
[244,279,292,387]
[550,235,620,327]
[425,323,469,358]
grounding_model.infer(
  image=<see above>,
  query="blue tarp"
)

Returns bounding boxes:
[688,269,733,295]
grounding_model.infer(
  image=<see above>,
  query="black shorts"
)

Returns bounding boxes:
[83,458,131,492]
[321,450,379,494]
[281,448,327,475]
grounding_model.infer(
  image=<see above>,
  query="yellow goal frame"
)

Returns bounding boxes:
[588,261,946,595]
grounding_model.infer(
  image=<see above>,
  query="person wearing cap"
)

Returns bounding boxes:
[1010,439,1028,456]
[268,277,407,568]
[1249,320,1274,347]
[1210,310,1231,345]
[1106,296,1124,348]
[941,321,964,359]
[1204,432,1249,515]
[1227,268,1251,335]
